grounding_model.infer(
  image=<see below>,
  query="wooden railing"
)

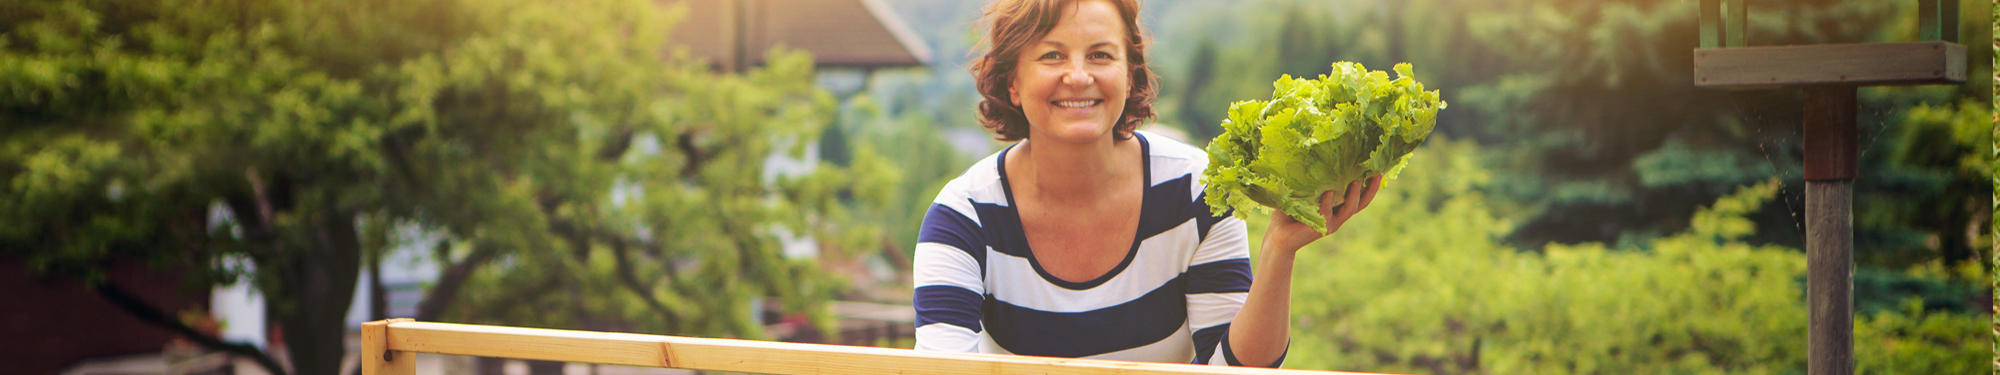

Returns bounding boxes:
[360,319,1388,375]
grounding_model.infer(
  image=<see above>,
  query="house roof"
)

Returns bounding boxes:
[660,0,934,71]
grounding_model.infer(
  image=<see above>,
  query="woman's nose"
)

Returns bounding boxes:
[1060,66,1093,87]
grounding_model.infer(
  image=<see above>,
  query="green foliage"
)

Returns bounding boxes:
[1281,139,1984,374]
[1855,299,1989,375]
[1158,0,1992,272]
[1894,99,1993,177]
[1857,99,1995,272]
[2,0,884,372]
[1203,62,1445,232]
[837,93,967,257]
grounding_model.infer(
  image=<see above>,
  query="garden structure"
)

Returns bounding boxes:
[1691,1,1967,375]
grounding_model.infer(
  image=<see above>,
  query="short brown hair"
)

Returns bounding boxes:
[970,0,1157,141]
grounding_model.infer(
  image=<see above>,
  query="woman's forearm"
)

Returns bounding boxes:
[1227,243,1295,367]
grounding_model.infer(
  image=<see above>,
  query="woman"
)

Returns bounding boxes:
[911,0,1380,367]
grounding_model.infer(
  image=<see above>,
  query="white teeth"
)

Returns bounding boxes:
[1054,100,1100,108]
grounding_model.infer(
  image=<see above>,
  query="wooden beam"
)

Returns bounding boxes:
[363,318,417,375]
[377,321,1389,375]
[1693,41,1966,89]
[387,321,674,368]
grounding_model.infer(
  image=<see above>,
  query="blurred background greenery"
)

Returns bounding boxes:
[858,0,1992,370]
[1,0,1989,374]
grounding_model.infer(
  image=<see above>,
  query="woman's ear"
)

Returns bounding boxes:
[1006,83,1020,107]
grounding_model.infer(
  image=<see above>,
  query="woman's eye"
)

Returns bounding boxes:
[1089,51,1115,60]
[1038,51,1061,60]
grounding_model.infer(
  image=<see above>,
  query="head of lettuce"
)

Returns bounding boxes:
[1201,62,1446,233]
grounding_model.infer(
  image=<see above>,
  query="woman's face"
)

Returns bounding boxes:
[1008,0,1130,144]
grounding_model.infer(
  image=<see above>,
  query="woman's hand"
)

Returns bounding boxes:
[1264,175,1383,255]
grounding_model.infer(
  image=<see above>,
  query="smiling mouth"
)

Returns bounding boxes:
[1053,99,1103,108]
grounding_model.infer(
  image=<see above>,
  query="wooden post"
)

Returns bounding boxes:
[1917,0,1961,43]
[1693,4,1965,375]
[364,318,418,375]
[1802,86,1856,375]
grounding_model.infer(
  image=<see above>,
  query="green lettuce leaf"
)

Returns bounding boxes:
[1201,62,1447,233]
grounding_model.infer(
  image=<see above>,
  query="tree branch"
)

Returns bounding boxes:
[416,242,500,322]
[385,128,428,185]
[544,215,683,329]
[598,127,636,161]
[606,239,681,329]
[222,192,278,244]
[675,131,711,179]
[93,282,290,375]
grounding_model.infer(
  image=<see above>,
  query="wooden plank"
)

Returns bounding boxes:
[1693,42,1966,89]
[386,322,672,368]
[662,336,1338,375]
[381,321,1389,375]
[363,318,416,375]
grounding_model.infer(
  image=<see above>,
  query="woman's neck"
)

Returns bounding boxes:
[1009,133,1142,205]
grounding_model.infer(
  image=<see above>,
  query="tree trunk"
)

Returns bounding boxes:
[476,357,507,375]
[527,360,566,375]
[371,245,387,321]
[275,206,364,375]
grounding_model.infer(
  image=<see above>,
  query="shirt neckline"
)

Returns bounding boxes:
[994,132,1153,290]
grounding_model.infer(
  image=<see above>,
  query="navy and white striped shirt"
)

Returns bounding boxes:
[912,131,1280,366]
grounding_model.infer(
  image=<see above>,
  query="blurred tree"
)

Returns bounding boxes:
[836,95,942,254]
[1175,38,1221,141]
[0,1,885,375]
[1879,100,1991,267]
[1458,0,1992,270]
[1271,2,1339,80]
[800,93,972,302]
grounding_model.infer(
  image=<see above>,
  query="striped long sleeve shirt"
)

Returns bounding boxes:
[912,131,1283,367]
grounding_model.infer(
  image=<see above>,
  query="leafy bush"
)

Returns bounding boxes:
[1275,139,1986,374]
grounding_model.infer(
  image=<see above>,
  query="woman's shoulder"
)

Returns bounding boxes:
[1137,130,1212,182]
[1137,130,1207,160]
[931,146,1011,206]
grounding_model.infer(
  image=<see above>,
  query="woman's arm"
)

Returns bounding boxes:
[912,202,989,352]
[1227,175,1382,367]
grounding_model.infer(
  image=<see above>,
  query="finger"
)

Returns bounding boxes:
[1357,175,1382,210]
[1339,178,1366,217]
[1319,190,1338,224]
